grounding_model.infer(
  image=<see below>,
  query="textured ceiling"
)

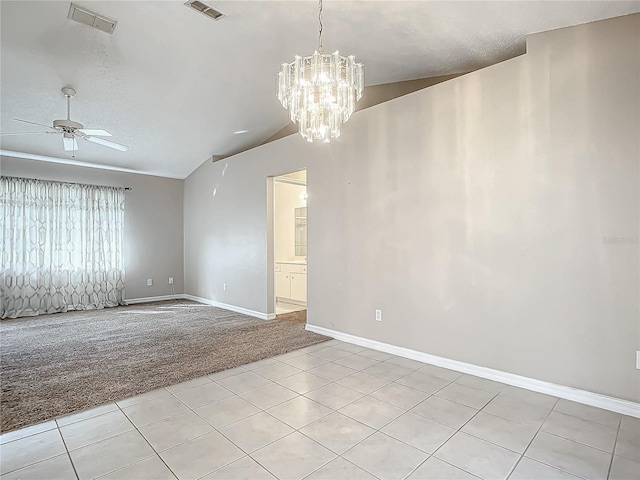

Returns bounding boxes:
[1,1,638,178]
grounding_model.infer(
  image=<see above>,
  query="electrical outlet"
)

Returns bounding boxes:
[375,309,382,322]
[168,277,173,285]
[637,351,640,370]
[147,279,153,286]
[223,283,227,291]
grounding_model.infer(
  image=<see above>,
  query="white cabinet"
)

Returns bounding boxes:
[275,263,306,304]
[276,271,291,298]
[290,273,307,302]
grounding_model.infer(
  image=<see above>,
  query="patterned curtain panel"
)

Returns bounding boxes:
[0,176,125,319]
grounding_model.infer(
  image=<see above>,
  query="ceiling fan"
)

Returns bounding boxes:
[2,87,129,156]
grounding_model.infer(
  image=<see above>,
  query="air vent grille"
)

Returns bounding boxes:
[185,0,225,21]
[68,3,117,35]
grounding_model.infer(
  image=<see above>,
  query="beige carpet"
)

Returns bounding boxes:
[0,300,328,433]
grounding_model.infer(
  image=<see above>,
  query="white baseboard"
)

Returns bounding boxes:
[306,324,640,418]
[125,294,274,320]
[182,294,273,320]
[125,295,178,304]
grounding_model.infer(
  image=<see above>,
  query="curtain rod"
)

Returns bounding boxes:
[2,175,133,191]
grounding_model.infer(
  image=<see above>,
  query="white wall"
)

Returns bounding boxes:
[186,14,639,402]
[275,181,306,262]
[0,156,184,300]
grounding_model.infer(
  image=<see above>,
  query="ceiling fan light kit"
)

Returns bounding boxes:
[62,133,78,152]
[277,0,364,143]
[3,87,129,156]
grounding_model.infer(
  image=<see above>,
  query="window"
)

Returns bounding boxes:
[1,176,126,318]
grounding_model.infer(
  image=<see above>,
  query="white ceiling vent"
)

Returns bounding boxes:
[68,3,118,35]
[184,0,225,21]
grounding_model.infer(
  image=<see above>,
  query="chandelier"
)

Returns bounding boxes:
[277,0,364,143]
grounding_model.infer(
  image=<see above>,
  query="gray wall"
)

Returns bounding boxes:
[183,14,639,402]
[183,150,308,313]
[0,156,184,300]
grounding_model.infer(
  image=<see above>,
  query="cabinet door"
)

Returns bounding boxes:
[276,271,291,299]
[290,273,307,302]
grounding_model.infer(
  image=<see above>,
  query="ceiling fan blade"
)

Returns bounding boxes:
[63,135,79,152]
[78,128,113,137]
[85,136,129,151]
[12,118,56,130]
[1,131,56,136]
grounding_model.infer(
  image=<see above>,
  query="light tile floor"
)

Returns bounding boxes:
[276,301,306,315]
[1,339,639,480]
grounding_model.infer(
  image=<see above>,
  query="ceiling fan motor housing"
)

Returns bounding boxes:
[53,119,83,133]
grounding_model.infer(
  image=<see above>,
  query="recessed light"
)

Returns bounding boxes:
[234,130,249,134]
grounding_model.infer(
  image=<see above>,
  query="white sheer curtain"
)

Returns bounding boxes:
[1,176,125,318]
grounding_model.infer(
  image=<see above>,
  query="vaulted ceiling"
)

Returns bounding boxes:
[1,1,638,178]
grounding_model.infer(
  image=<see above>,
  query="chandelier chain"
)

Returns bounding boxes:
[318,0,323,53]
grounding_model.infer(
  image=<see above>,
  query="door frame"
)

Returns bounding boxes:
[267,170,307,317]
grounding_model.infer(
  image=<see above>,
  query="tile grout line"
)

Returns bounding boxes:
[0,450,79,479]
[114,400,180,480]
[364,380,464,479]
[514,396,593,480]
[605,415,623,480]
[160,376,327,480]
[2,406,143,476]
[225,453,280,480]
[215,429,300,479]
[479,391,616,479]
[4,409,141,477]
[292,421,379,480]
[0,425,58,448]
[401,456,432,480]
[303,454,385,480]
[426,386,501,479]
[163,382,268,464]
[502,397,559,480]
[330,378,485,480]
[423,381,595,477]
[54,423,81,480]
[535,405,622,454]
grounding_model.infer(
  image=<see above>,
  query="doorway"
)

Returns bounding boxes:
[272,170,307,316]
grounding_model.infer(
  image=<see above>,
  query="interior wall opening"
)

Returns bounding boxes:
[272,169,307,316]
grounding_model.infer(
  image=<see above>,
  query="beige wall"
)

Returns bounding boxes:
[274,181,306,262]
[183,14,639,402]
[0,156,184,300]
